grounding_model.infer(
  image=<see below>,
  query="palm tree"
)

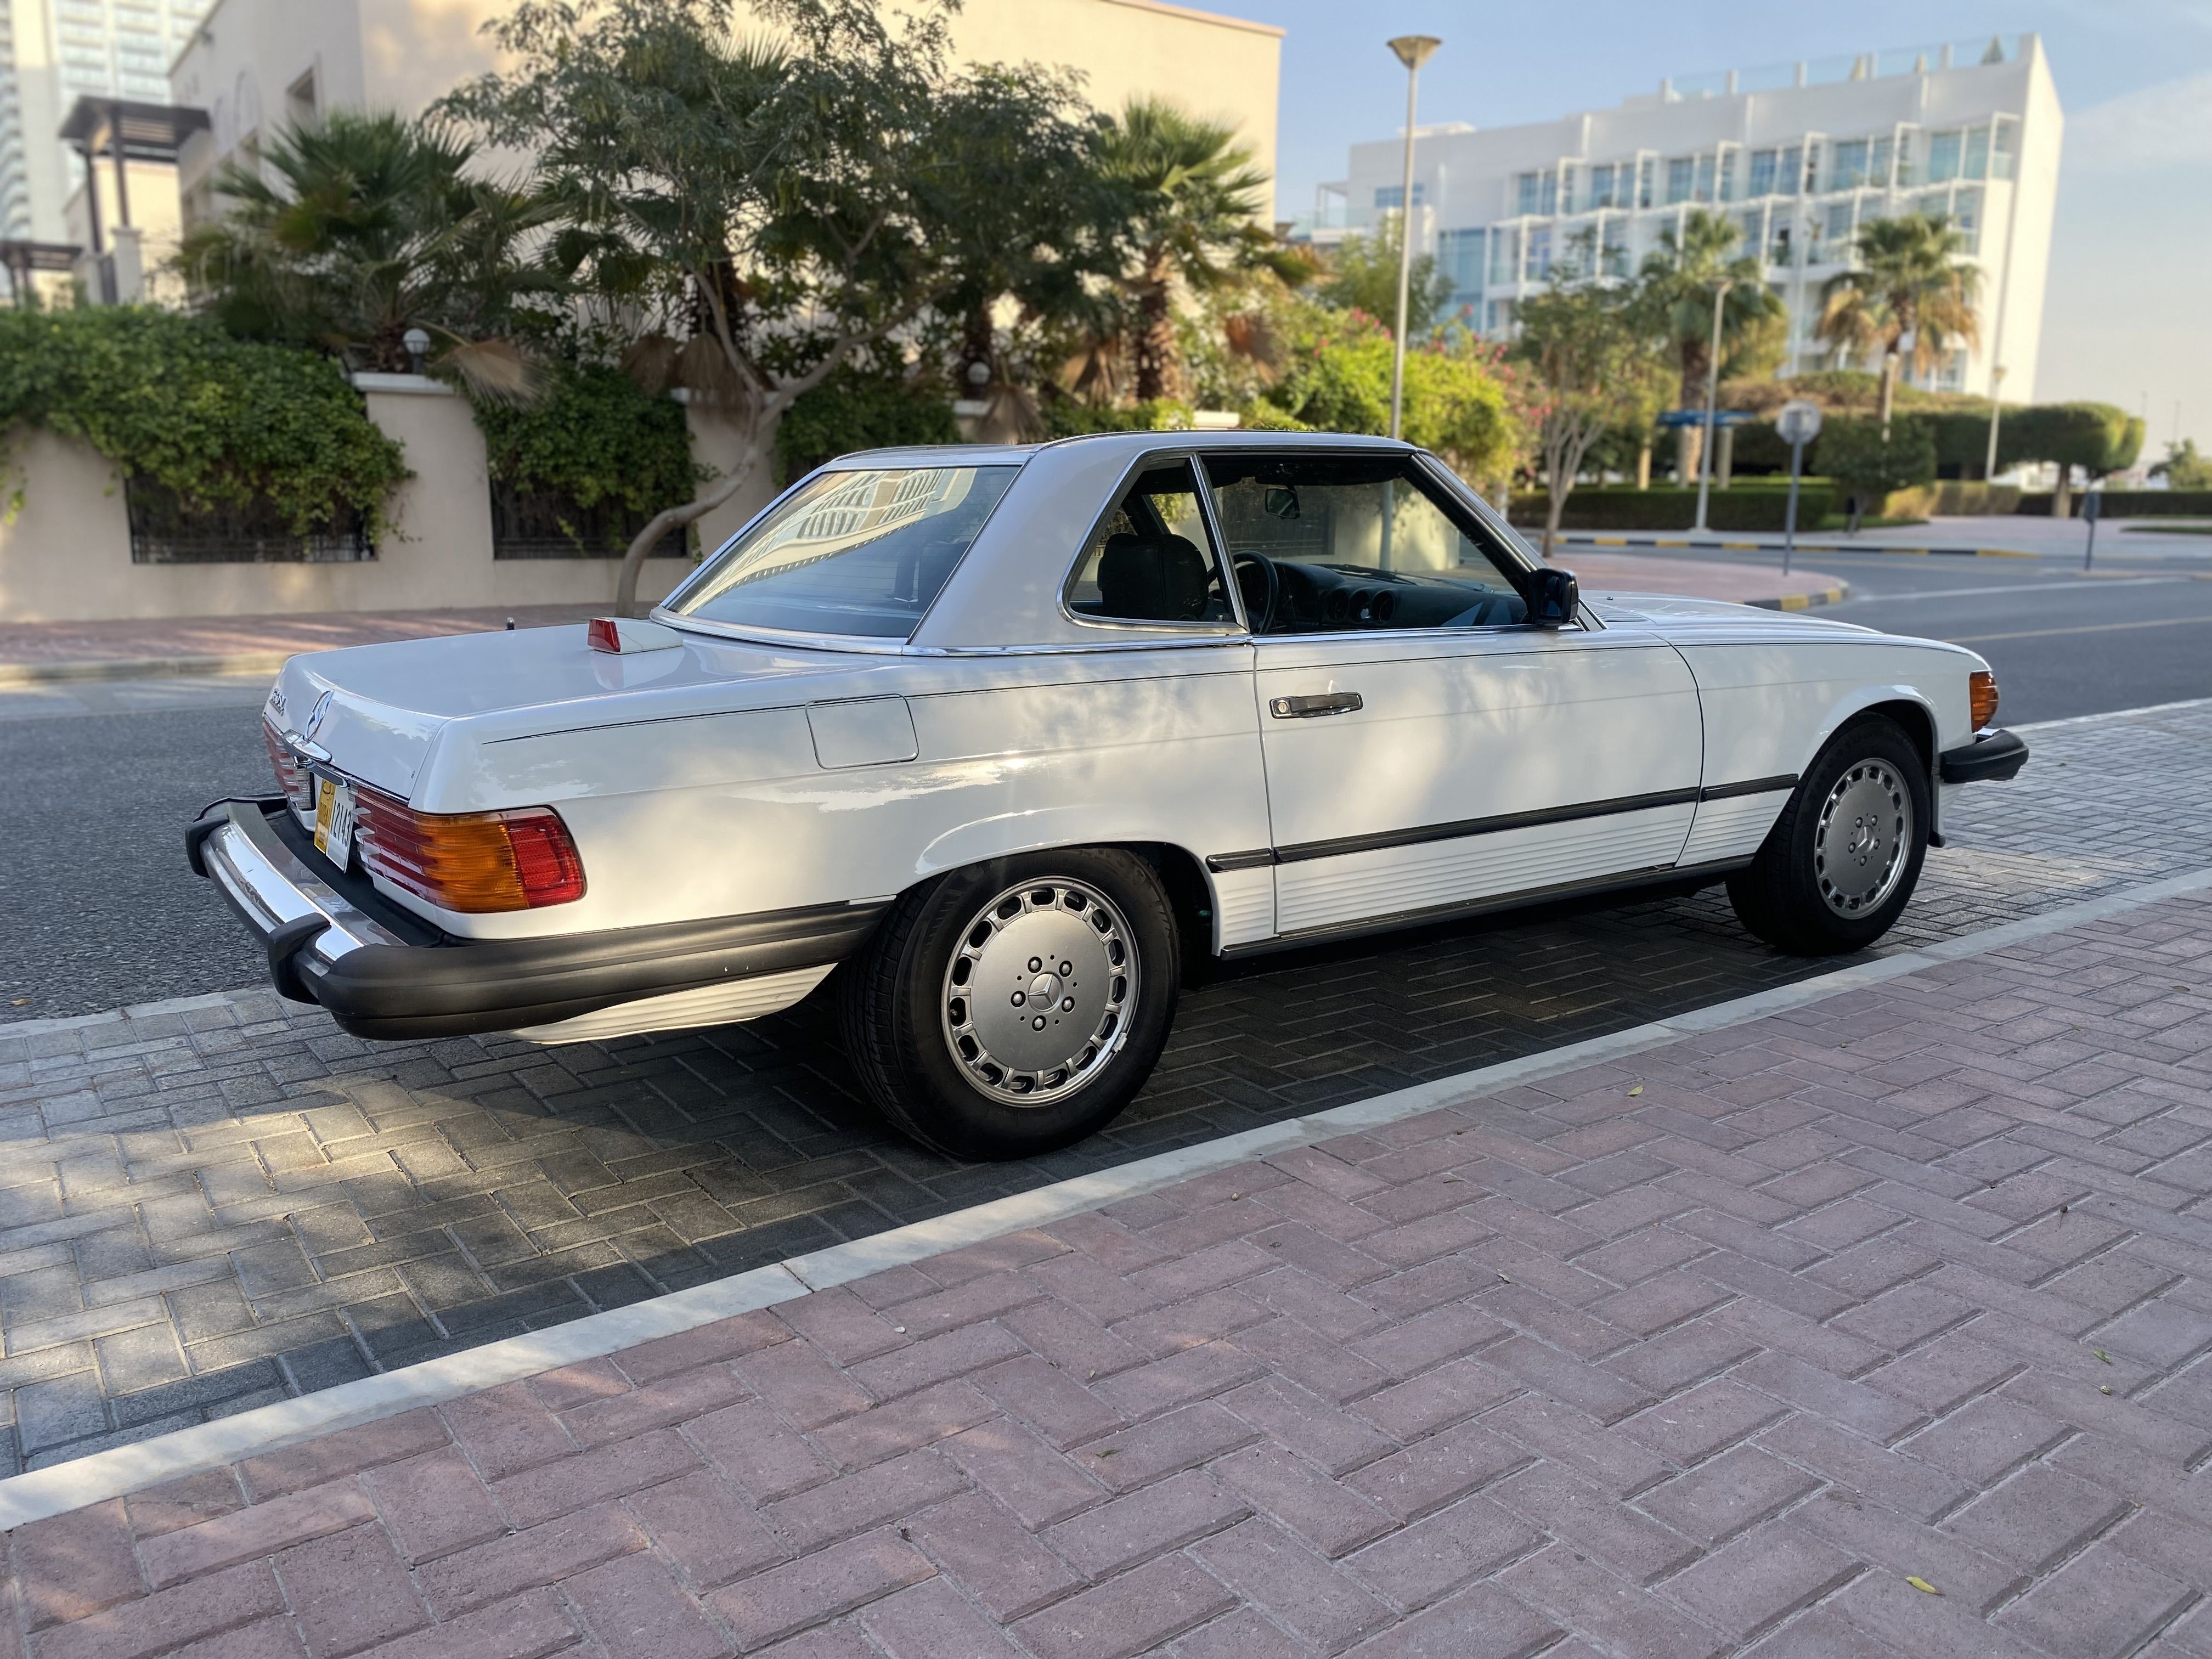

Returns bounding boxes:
[180,110,562,397]
[1637,208,1784,483]
[1091,97,1277,402]
[1816,213,1982,436]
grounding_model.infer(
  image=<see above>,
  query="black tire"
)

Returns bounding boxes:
[1727,714,1931,956]
[839,848,1180,1159]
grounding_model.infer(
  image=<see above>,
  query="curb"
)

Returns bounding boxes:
[1746,582,1849,612]
[0,652,292,687]
[1563,534,2033,558]
[3,861,2209,1528]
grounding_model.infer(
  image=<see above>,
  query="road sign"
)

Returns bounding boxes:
[1655,409,1754,428]
[1776,399,1823,447]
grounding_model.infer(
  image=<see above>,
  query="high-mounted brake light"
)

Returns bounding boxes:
[587,617,682,654]
[354,788,586,912]
[1968,670,2000,732]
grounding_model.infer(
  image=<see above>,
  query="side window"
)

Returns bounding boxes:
[1066,459,1237,627]
[1204,453,1532,634]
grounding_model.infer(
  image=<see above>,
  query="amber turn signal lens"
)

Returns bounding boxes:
[1968,670,2000,732]
[354,789,585,912]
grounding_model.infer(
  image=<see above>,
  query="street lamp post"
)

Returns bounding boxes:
[1983,363,2007,484]
[1385,34,1441,442]
[1691,279,1731,534]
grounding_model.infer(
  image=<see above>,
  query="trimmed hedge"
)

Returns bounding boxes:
[2017,490,2212,518]
[1506,483,1837,533]
[1726,401,2144,481]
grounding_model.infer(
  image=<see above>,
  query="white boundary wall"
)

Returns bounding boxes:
[0,374,697,623]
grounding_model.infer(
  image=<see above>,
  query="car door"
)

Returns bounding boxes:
[1201,448,1705,941]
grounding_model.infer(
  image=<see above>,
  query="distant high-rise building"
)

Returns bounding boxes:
[0,0,210,246]
[1311,35,2061,402]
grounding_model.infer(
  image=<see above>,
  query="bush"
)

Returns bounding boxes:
[2004,402,2142,475]
[471,361,706,554]
[1257,315,1515,482]
[1039,397,1197,438]
[1815,416,1937,503]
[1505,483,1837,532]
[0,306,408,537]
[777,360,959,482]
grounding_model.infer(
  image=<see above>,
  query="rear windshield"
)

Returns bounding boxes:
[668,465,1018,638]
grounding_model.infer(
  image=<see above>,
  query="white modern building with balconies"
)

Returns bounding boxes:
[1309,33,2062,400]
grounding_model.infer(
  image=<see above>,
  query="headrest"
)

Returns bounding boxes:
[1097,533,1212,622]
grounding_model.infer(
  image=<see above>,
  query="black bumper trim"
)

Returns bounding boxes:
[190,800,887,1041]
[1939,728,2029,785]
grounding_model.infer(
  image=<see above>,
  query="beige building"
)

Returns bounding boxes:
[171,0,1281,224]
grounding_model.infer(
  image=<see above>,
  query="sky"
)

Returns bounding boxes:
[1212,0,2212,455]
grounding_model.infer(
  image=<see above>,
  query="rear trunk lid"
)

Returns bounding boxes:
[264,622,892,801]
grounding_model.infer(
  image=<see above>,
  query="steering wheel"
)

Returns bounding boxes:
[1232,551,1280,635]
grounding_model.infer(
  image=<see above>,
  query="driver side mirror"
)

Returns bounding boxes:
[1527,566,1579,627]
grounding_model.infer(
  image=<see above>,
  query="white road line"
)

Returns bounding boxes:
[2,860,2210,1528]
[1840,577,2183,604]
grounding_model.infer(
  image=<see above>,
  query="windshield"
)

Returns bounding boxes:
[668,464,1018,638]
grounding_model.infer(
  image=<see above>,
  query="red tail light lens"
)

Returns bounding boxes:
[354,788,586,912]
[263,721,312,812]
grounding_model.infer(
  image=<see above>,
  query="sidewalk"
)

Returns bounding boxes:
[0,606,605,685]
[1559,552,1848,611]
[1557,514,2212,562]
[4,884,2208,1657]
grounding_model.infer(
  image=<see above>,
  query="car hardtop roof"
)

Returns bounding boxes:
[822,429,1422,470]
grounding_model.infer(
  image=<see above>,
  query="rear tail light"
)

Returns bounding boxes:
[1968,670,2000,732]
[354,788,586,912]
[263,721,313,812]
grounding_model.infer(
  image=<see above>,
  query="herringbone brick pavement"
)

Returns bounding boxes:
[1,701,2209,1477]
[5,889,2209,1657]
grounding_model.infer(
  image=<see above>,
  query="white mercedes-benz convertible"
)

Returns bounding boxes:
[190,431,2027,1157]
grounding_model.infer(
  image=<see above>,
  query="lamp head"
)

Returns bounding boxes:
[1387,35,1441,71]
[402,326,431,372]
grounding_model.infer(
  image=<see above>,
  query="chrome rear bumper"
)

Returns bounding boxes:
[189,797,416,1001]
[186,798,887,1041]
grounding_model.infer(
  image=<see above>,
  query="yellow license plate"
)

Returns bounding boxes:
[313,774,357,868]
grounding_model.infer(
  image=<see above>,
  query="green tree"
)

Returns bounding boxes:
[1637,208,1784,483]
[1816,213,1982,436]
[178,109,561,395]
[1258,304,1514,483]
[445,0,1092,613]
[1513,258,1669,557]
[1091,96,1279,403]
[2152,437,2212,489]
[1317,219,1452,337]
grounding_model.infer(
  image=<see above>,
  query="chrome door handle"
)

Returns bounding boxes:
[1269,692,1364,719]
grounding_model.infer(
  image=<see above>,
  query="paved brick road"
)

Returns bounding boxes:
[0,701,2208,1477]
[7,888,2211,1657]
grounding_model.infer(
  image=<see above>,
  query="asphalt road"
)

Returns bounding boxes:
[1613,541,2212,724]
[3,551,2208,1018]
[0,677,273,1018]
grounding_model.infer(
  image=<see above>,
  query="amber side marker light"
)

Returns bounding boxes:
[355,789,586,912]
[1969,670,2000,732]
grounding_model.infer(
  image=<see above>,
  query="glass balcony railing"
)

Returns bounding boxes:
[1662,35,2022,101]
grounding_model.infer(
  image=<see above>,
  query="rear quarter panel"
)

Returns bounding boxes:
[413,645,1271,945]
